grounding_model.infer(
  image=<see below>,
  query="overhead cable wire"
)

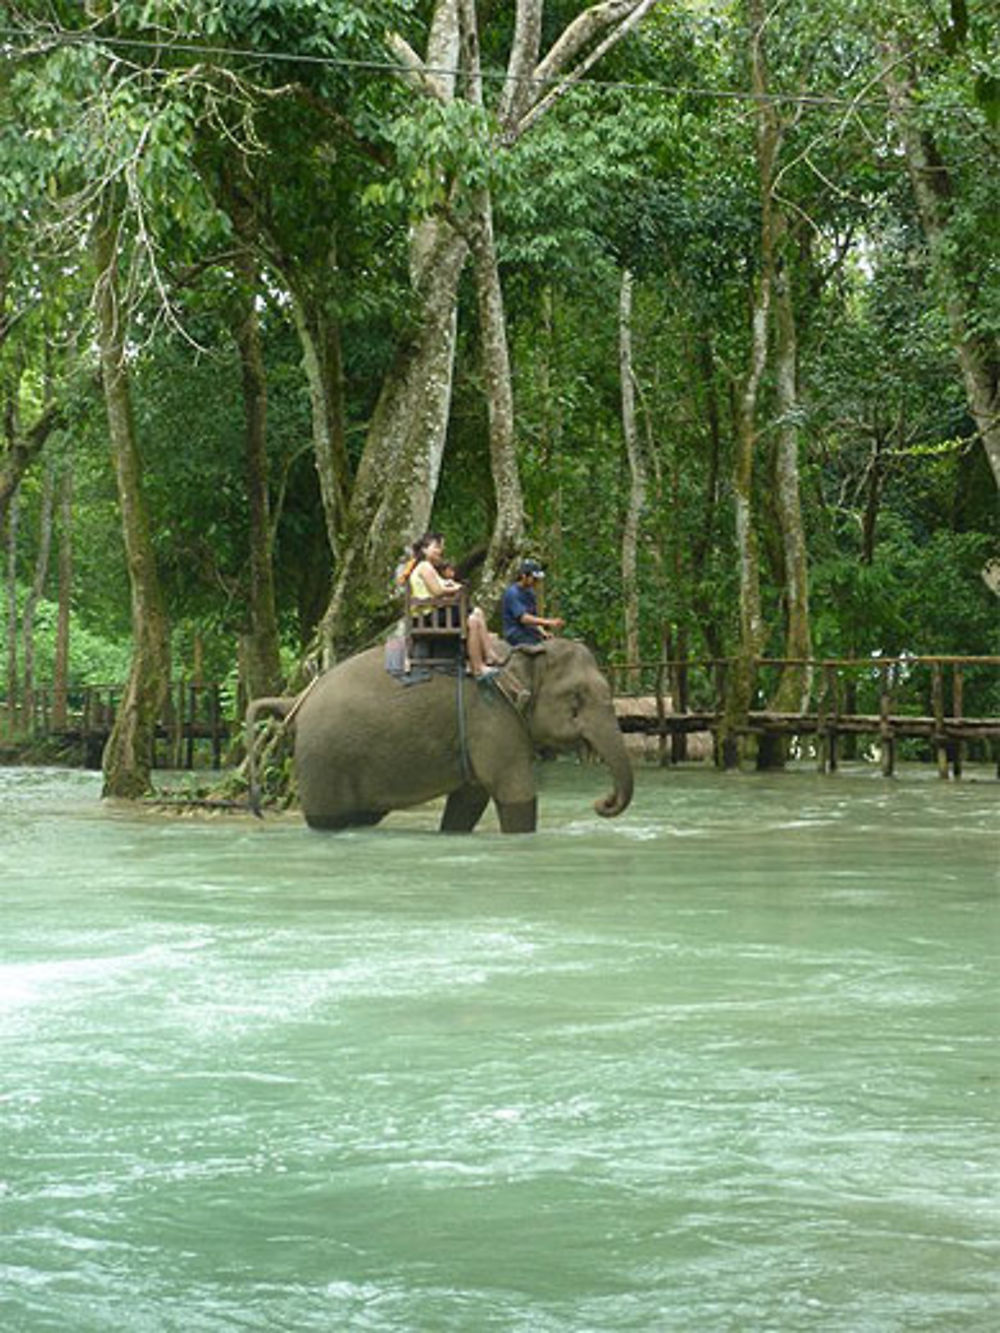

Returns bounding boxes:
[0,26,896,111]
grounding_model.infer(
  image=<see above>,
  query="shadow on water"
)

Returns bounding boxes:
[1,762,997,1332]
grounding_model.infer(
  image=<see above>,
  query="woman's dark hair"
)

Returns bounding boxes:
[412,531,444,560]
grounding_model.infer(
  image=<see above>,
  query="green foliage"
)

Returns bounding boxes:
[2,0,998,738]
[4,585,133,688]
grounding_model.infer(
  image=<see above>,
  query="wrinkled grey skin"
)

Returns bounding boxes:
[247,639,633,833]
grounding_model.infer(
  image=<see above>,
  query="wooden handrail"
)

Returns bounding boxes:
[609,654,1000,672]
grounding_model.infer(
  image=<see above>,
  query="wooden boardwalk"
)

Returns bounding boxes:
[611,655,1000,777]
[20,682,229,769]
[9,655,1000,778]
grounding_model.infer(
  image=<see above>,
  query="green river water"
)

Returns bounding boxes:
[1,762,997,1332]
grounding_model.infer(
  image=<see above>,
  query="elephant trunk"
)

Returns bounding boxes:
[581,708,634,819]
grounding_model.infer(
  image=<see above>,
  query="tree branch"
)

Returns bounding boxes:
[509,0,662,144]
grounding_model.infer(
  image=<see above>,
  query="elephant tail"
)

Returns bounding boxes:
[244,695,298,817]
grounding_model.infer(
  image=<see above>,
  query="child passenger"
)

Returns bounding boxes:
[404,533,501,680]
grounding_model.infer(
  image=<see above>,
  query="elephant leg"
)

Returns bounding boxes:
[495,797,538,834]
[440,784,490,833]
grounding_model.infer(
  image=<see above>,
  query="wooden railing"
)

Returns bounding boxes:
[9,681,230,769]
[7,655,999,777]
[610,655,1000,777]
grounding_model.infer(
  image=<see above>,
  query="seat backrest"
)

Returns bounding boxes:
[404,587,467,664]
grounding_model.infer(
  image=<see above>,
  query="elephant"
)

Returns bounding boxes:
[246,638,633,833]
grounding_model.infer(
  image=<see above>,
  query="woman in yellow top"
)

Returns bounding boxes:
[403,533,500,679]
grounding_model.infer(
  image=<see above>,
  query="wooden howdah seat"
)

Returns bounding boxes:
[404,586,468,668]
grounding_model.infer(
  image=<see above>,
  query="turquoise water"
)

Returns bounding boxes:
[1,763,998,1331]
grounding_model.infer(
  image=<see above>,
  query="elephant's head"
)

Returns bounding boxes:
[505,639,634,819]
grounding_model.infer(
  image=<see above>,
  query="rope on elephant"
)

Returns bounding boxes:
[456,667,472,783]
[281,671,322,729]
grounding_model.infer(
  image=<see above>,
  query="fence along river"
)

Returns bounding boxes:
[1,761,997,1330]
[11,654,1000,777]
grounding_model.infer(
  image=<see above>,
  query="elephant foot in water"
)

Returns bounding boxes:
[440,789,537,833]
[497,797,537,834]
[440,784,490,833]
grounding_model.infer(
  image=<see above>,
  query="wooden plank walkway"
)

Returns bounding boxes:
[611,655,1000,777]
[10,655,1000,778]
[20,682,229,769]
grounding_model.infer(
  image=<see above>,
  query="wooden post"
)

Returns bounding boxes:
[827,663,840,773]
[171,679,184,769]
[186,682,196,767]
[211,684,223,769]
[815,665,827,772]
[673,657,688,764]
[712,660,727,767]
[82,687,93,751]
[932,661,948,779]
[879,663,895,777]
[952,665,964,779]
[655,662,668,766]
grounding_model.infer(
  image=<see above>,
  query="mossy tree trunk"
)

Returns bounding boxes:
[3,488,17,732]
[92,196,170,799]
[458,0,526,611]
[320,0,466,663]
[51,464,72,731]
[319,0,663,660]
[21,461,54,731]
[215,153,284,701]
[287,255,351,570]
[619,268,646,667]
[883,43,1000,491]
[759,255,812,767]
[233,244,283,701]
[320,220,468,662]
[720,0,777,768]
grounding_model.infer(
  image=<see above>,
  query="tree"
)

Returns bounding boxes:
[320,0,665,657]
[91,193,170,798]
[618,268,646,666]
[20,460,54,729]
[880,16,1000,488]
[51,463,73,730]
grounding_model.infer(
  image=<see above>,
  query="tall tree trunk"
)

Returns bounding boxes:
[468,188,526,611]
[4,489,17,732]
[533,287,566,598]
[770,260,812,714]
[51,464,73,731]
[619,268,646,666]
[320,221,468,662]
[21,462,55,732]
[318,0,663,660]
[320,0,466,662]
[233,245,283,701]
[92,197,170,799]
[288,265,351,568]
[882,47,1000,490]
[688,325,725,662]
[460,0,525,610]
[720,0,778,767]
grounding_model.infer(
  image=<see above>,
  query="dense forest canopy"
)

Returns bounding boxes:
[0,0,997,794]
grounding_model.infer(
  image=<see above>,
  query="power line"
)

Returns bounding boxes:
[1,25,894,112]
